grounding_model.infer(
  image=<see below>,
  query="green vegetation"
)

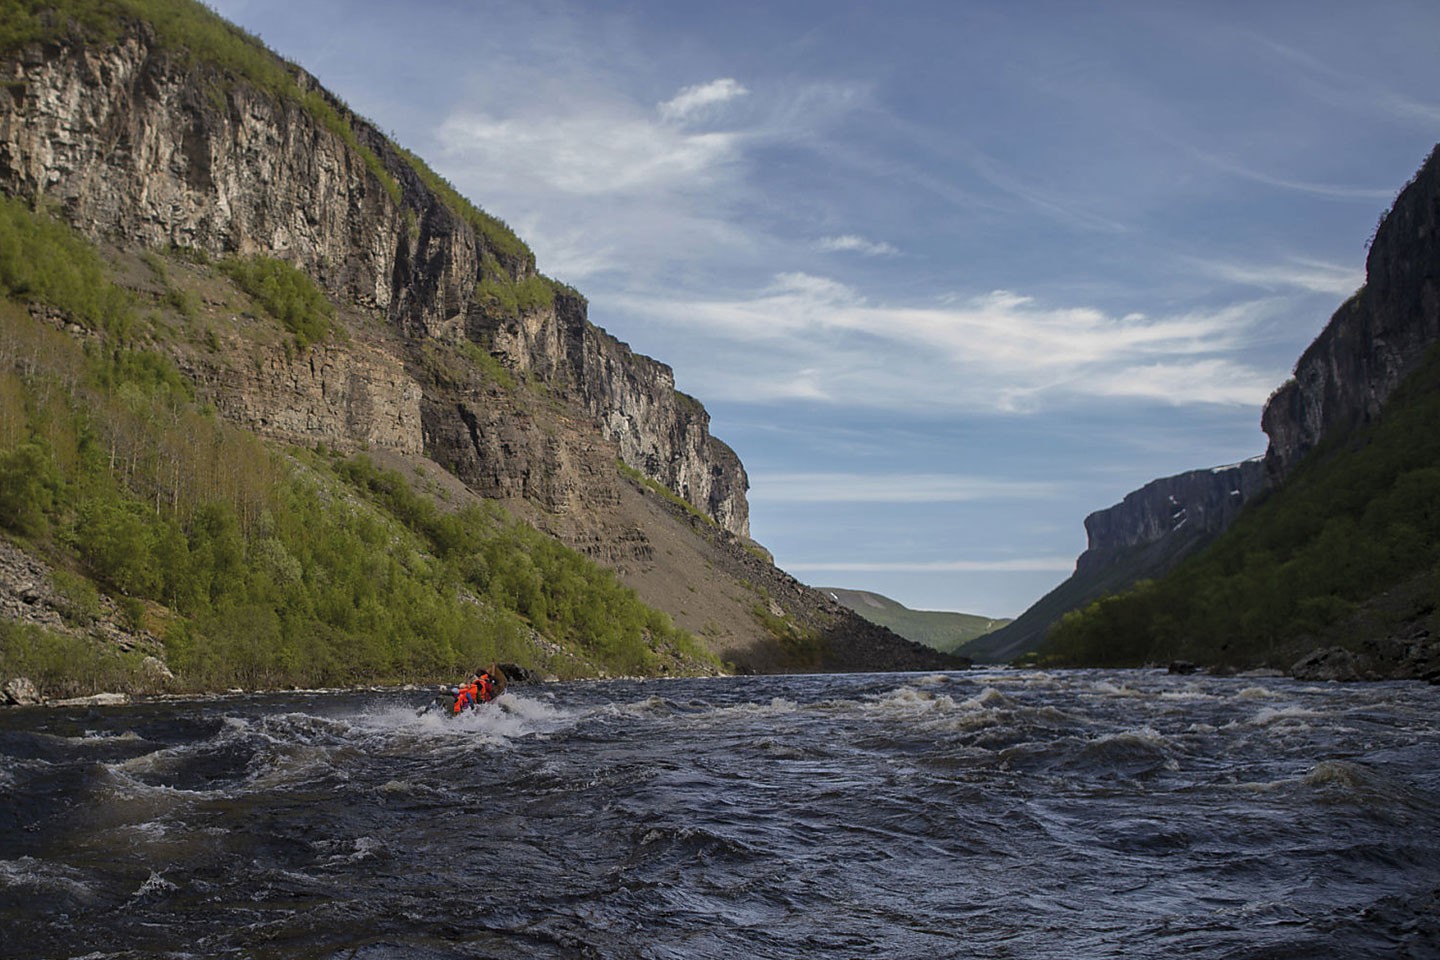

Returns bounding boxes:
[0,200,718,695]
[821,587,1009,655]
[1041,344,1440,669]
[474,272,557,320]
[0,195,132,333]
[219,255,334,349]
[0,620,152,698]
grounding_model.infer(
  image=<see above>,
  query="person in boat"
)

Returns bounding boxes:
[451,663,507,714]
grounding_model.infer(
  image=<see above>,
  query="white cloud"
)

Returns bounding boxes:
[615,279,1281,411]
[758,473,1061,503]
[1197,256,1363,298]
[437,108,743,197]
[818,234,900,257]
[659,78,749,123]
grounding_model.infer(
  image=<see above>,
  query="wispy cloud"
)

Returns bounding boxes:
[1183,144,1397,201]
[659,78,749,123]
[1195,256,1363,298]
[759,473,1061,503]
[437,100,744,198]
[616,277,1281,412]
[818,234,899,257]
[1259,36,1440,130]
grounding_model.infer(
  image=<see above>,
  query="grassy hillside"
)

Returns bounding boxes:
[819,588,1008,655]
[0,196,718,696]
[1039,342,1440,670]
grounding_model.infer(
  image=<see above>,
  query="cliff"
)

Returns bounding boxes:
[0,2,950,674]
[0,13,747,535]
[966,459,1270,662]
[1261,145,1440,481]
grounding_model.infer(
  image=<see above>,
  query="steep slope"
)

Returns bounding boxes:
[820,588,1005,655]
[0,0,956,678]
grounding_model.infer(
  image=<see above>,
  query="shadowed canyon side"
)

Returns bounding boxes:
[0,3,955,674]
[971,459,1270,662]
[982,144,1440,671]
[1261,147,1440,483]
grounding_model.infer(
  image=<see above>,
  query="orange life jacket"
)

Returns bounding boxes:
[452,680,479,714]
[477,673,495,703]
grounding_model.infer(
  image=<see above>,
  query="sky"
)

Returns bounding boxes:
[208,0,1440,618]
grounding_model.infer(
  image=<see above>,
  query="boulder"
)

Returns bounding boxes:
[1290,647,1367,682]
[3,677,43,705]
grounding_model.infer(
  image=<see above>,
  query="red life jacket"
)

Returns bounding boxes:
[477,673,495,703]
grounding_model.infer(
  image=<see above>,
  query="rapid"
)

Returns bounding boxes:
[1,669,1437,959]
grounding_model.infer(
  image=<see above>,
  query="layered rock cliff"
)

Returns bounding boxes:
[1074,459,1270,578]
[0,15,747,536]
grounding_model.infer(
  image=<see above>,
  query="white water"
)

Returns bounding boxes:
[1,669,1437,958]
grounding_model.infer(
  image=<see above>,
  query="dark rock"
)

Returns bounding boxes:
[496,662,543,684]
[1262,145,1440,483]
[1290,647,1367,682]
[1167,660,1200,675]
[970,460,1270,662]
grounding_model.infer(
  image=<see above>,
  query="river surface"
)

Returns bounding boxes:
[1,669,1438,959]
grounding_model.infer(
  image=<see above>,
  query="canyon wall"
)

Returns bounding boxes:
[0,21,748,536]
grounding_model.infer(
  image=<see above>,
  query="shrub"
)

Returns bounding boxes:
[220,255,334,348]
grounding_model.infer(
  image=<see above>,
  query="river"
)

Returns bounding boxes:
[1,669,1437,959]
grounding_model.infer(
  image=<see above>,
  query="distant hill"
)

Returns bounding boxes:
[819,589,1009,655]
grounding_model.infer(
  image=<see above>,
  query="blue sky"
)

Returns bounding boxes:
[210,0,1440,618]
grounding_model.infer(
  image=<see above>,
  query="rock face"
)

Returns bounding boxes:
[968,459,1271,663]
[1075,459,1270,577]
[0,20,747,537]
[193,338,426,455]
[1261,145,1440,481]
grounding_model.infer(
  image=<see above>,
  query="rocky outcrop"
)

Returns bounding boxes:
[967,459,1271,663]
[0,537,159,656]
[1262,145,1440,481]
[1075,458,1270,576]
[0,17,748,535]
[469,287,749,535]
[189,337,425,455]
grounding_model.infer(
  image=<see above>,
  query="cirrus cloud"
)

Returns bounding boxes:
[612,276,1282,413]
